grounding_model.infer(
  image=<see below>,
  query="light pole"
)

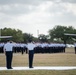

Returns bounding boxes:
[37,30,39,38]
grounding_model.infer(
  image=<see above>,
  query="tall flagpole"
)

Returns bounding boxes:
[37,30,39,38]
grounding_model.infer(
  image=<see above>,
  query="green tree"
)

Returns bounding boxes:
[23,33,34,43]
[38,34,49,42]
[1,28,23,42]
[48,25,76,43]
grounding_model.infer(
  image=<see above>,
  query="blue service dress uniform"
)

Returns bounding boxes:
[27,42,35,68]
[4,41,15,69]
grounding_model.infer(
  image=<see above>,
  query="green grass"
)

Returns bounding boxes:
[0,47,76,75]
[0,70,76,75]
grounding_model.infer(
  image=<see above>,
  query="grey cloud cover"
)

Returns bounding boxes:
[0,0,76,5]
[0,0,76,15]
[0,0,76,36]
[0,0,51,5]
[61,0,76,3]
[0,0,50,15]
[0,4,34,15]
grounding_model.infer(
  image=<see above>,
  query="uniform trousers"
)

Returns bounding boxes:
[6,51,13,69]
[29,50,34,68]
[75,47,76,54]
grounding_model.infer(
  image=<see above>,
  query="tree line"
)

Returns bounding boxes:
[0,25,76,44]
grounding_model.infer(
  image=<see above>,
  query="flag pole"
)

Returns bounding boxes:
[37,30,39,38]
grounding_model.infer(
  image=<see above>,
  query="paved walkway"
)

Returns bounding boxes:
[0,66,76,71]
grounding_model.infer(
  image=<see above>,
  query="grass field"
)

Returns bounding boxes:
[0,47,76,75]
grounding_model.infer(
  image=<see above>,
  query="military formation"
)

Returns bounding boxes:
[74,43,76,54]
[0,41,76,69]
[0,42,4,53]
[34,42,65,53]
[0,42,66,54]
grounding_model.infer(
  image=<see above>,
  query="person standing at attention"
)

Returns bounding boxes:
[3,40,15,69]
[27,40,36,68]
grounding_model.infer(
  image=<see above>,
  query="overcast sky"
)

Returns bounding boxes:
[0,0,76,37]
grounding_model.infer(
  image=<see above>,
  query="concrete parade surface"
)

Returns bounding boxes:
[0,66,76,71]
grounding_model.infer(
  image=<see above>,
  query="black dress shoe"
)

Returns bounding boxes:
[7,68,13,69]
[10,68,13,69]
[29,67,34,68]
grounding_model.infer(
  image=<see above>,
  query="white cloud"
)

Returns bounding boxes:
[61,0,76,3]
[63,3,76,15]
[0,0,76,37]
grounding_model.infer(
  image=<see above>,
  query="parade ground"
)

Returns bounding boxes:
[0,47,76,75]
